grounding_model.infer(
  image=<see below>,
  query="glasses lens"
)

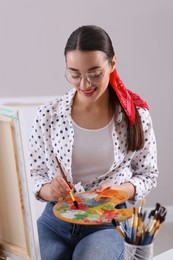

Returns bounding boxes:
[65,71,104,85]
[65,61,109,85]
[65,71,80,84]
[87,73,103,84]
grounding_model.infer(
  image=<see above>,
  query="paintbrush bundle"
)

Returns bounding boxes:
[112,200,167,246]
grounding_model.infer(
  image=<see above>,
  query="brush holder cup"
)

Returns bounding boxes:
[124,241,153,260]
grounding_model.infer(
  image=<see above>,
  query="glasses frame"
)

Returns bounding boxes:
[65,61,110,85]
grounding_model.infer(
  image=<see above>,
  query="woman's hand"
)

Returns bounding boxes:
[38,176,74,202]
[96,182,135,200]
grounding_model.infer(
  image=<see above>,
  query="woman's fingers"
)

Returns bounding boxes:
[96,182,112,192]
[50,176,70,199]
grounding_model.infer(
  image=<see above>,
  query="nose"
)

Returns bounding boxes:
[80,76,91,88]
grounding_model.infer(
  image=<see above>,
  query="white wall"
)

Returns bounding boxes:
[0,0,173,209]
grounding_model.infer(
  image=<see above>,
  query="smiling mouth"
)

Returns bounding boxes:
[80,87,97,95]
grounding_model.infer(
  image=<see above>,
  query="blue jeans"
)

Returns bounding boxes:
[37,202,127,260]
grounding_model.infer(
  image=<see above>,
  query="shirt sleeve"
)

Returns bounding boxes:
[128,108,159,203]
[28,107,51,201]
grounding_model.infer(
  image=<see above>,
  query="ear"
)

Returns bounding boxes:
[110,55,116,73]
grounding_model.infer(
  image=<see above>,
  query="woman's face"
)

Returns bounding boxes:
[65,50,115,105]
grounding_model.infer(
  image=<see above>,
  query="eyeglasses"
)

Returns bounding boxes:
[65,61,109,85]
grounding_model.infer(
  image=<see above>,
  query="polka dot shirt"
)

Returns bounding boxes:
[28,88,159,204]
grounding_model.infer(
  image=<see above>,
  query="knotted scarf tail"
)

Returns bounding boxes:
[110,69,149,125]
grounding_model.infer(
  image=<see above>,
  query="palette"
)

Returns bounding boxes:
[53,189,133,225]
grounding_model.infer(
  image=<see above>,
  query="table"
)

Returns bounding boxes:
[153,248,173,259]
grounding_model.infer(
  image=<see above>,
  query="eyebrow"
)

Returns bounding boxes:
[67,65,102,72]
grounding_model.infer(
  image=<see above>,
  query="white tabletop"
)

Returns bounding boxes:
[153,248,173,260]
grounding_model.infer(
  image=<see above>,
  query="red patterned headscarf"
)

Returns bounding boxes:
[110,69,149,125]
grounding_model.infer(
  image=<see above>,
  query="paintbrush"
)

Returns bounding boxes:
[136,199,146,233]
[150,206,167,242]
[144,203,160,233]
[112,219,126,240]
[112,218,130,242]
[149,209,167,244]
[130,207,136,244]
[138,199,146,216]
[142,204,159,245]
[55,157,79,209]
[135,218,144,245]
[142,204,166,245]
[147,203,161,233]
[134,210,146,245]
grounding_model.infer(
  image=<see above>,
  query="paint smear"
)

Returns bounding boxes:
[53,190,133,225]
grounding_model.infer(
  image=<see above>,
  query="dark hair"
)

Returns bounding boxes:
[64,25,114,60]
[65,25,144,151]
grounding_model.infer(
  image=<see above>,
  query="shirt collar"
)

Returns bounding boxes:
[51,88,76,117]
[52,88,123,123]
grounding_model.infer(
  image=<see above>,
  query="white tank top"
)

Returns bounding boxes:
[72,117,114,186]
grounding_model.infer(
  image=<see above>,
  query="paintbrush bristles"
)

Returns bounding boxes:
[69,191,79,209]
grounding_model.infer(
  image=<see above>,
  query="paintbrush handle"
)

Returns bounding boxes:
[69,190,75,201]
[55,157,70,187]
[55,156,79,209]
[150,223,160,243]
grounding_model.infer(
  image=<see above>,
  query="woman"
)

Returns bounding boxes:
[29,25,158,260]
